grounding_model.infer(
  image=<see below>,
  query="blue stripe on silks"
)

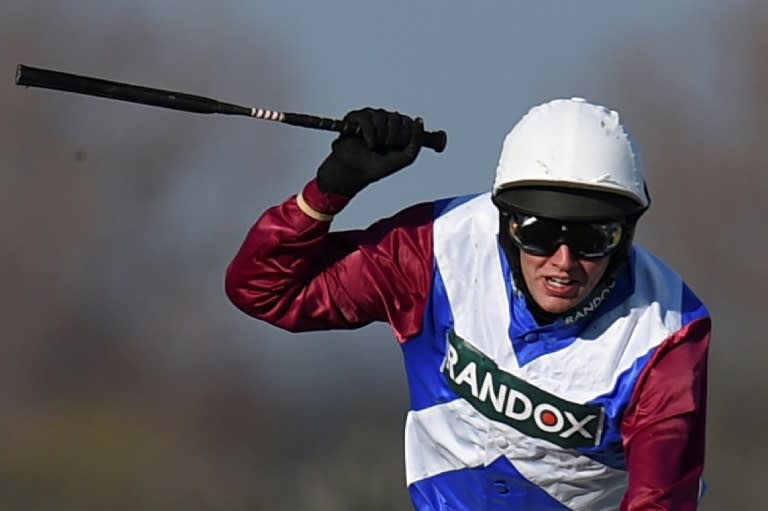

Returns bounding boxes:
[576,259,706,468]
[433,194,480,218]
[681,283,709,326]
[408,456,571,511]
[578,344,656,470]
[401,263,459,411]
[578,281,708,468]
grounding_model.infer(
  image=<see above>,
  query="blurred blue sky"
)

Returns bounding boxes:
[4,1,734,223]
[0,0,743,398]
[143,1,733,227]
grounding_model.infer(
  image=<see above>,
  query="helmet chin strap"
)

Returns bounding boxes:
[497,213,635,326]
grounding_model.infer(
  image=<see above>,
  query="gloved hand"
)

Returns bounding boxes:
[316,107,425,198]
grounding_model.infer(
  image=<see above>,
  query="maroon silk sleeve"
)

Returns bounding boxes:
[620,317,711,510]
[224,179,434,342]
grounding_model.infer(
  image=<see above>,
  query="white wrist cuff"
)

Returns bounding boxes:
[296,192,334,222]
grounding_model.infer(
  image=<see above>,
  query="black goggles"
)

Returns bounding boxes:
[506,213,625,259]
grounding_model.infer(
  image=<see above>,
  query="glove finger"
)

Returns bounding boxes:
[396,113,414,148]
[342,108,376,150]
[331,133,364,154]
[354,109,379,150]
[369,109,390,150]
[385,111,408,148]
[376,117,423,173]
[402,117,424,162]
[329,137,359,172]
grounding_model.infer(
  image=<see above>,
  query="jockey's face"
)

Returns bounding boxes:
[518,244,610,314]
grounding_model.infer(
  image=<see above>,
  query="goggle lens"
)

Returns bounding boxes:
[508,214,624,259]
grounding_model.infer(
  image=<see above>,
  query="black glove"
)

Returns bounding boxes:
[316,108,425,198]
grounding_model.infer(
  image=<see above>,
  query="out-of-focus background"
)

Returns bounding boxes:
[1,1,764,509]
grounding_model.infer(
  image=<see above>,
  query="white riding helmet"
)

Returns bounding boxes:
[492,97,650,220]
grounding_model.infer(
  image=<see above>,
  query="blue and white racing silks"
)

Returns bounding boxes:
[398,192,709,511]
